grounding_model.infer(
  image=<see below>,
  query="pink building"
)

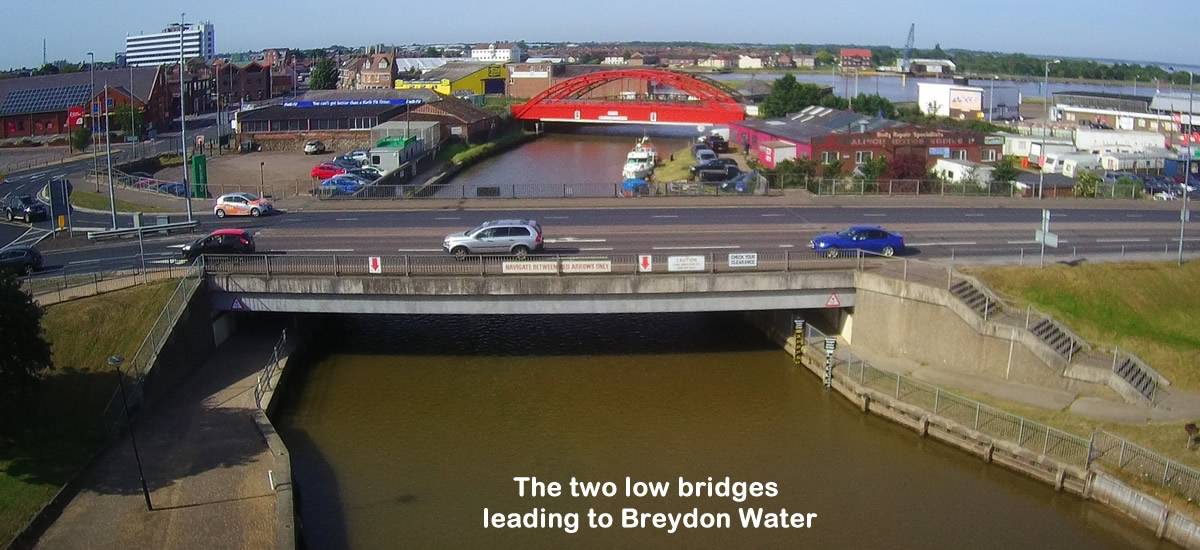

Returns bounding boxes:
[729,119,817,168]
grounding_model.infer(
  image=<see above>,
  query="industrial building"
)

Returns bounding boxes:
[125,22,216,67]
[394,62,507,97]
[0,67,171,140]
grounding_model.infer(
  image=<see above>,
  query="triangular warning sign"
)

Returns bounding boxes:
[825,293,841,308]
[231,297,247,311]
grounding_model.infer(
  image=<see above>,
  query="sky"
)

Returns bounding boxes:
[3,0,1196,70]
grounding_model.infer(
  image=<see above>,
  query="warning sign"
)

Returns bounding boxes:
[368,256,382,274]
[638,254,652,273]
[231,297,249,311]
[825,293,841,308]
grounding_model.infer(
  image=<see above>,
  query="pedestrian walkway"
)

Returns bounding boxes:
[33,328,281,550]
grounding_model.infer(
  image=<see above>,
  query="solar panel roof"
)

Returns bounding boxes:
[0,84,93,116]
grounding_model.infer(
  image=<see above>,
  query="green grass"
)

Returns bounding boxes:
[449,130,534,166]
[653,148,695,182]
[69,189,169,213]
[0,281,177,546]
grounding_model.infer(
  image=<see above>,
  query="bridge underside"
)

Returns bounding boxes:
[517,102,745,126]
[207,272,855,315]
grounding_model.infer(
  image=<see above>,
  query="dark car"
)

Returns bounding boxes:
[0,245,43,275]
[4,195,47,223]
[181,229,256,261]
[809,225,905,258]
[696,165,742,183]
[703,134,729,153]
[689,158,739,176]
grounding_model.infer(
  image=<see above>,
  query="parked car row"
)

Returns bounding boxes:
[120,171,188,198]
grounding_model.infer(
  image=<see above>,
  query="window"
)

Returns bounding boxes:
[855,151,872,164]
[821,151,838,164]
[508,226,531,237]
[954,150,967,160]
[1138,119,1146,128]
[982,150,997,162]
[475,228,497,239]
[1066,113,1076,121]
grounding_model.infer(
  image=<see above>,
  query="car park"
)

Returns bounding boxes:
[317,176,366,196]
[346,166,383,181]
[303,140,327,155]
[4,195,47,223]
[213,192,274,218]
[311,162,346,180]
[0,245,43,275]
[181,229,255,261]
[809,225,905,258]
[443,219,544,259]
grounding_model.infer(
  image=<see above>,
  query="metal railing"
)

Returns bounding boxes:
[203,250,867,277]
[766,175,1151,200]
[1091,431,1200,502]
[86,220,199,241]
[804,324,1093,468]
[21,254,189,304]
[1024,304,1091,362]
[101,258,206,435]
[254,329,288,409]
[312,178,773,201]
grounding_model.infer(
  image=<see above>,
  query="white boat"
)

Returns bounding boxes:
[621,137,658,180]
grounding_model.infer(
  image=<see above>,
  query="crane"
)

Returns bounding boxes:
[901,23,915,73]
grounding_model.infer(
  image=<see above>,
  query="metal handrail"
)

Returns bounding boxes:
[254,329,288,409]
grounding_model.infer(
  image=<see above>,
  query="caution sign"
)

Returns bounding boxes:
[368,256,382,274]
[825,293,842,308]
[638,254,652,273]
[231,297,249,311]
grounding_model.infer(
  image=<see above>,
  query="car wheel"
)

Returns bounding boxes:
[4,210,11,222]
[882,246,895,257]
[451,246,469,260]
[18,264,29,276]
[825,247,839,259]
[215,209,226,218]
[512,245,530,259]
[250,208,260,218]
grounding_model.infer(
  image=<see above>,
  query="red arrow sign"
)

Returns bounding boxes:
[638,254,652,272]
[368,256,382,273]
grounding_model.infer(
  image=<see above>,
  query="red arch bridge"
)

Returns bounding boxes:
[510,69,747,126]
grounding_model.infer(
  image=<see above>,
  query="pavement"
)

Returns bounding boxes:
[32,329,280,550]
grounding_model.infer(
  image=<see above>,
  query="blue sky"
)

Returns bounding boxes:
[3,0,1195,70]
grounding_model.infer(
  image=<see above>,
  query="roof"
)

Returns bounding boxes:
[1151,93,1200,115]
[839,48,873,58]
[788,105,906,133]
[1055,90,1151,103]
[414,93,496,124]
[421,62,497,82]
[236,103,408,121]
[210,228,250,236]
[291,88,441,104]
[735,117,833,144]
[0,67,160,116]
[559,64,614,78]
[759,140,796,149]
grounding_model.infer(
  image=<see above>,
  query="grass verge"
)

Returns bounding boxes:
[653,148,695,182]
[69,189,169,213]
[0,280,177,546]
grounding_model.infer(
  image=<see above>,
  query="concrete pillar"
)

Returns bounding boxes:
[919,416,930,437]
[1156,509,1170,539]
[1055,469,1066,492]
[983,443,995,463]
[861,395,870,413]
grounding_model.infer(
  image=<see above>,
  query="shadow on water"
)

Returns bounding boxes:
[321,312,777,357]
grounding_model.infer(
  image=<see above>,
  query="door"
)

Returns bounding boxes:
[864,230,889,253]
[472,228,502,253]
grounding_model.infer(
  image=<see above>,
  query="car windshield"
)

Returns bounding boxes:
[18,196,35,206]
[837,229,857,238]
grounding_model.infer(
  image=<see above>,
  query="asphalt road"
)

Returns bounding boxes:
[20,204,1195,277]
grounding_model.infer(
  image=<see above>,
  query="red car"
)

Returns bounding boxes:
[311,163,346,180]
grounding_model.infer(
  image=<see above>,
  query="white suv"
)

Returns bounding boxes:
[443,220,544,258]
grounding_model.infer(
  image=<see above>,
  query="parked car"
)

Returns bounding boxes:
[311,162,347,180]
[809,225,905,258]
[346,166,383,181]
[332,155,362,168]
[317,176,366,196]
[156,182,188,197]
[303,140,326,155]
[213,192,274,218]
[181,228,255,261]
[0,245,43,275]
[4,195,47,223]
[443,219,544,259]
[694,148,718,164]
[703,134,729,153]
[348,149,370,163]
[696,165,742,183]
[689,158,739,176]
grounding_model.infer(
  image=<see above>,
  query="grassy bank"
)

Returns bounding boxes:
[69,189,169,213]
[653,148,695,182]
[0,281,177,546]
[449,129,536,167]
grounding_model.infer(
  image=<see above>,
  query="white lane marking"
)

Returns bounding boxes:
[778,244,795,248]
[435,217,460,220]
[335,217,359,221]
[544,237,606,243]
[908,241,978,246]
[544,216,570,219]
[149,259,188,265]
[863,213,887,217]
[68,259,104,265]
[1096,238,1150,243]
[652,245,740,250]
[1171,238,1200,242]
[652,215,679,218]
[579,247,614,251]
[1126,214,1143,218]
[761,213,784,217]
[279,248,355,252]
[964,213,985,217]
[397,248,441,252]
[1007,239,1071,244]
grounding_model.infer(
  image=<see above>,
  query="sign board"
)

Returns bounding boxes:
[68,106,84,127]
[984,136,1005,146]
[949,88,983,112]
[368,256,382,274]
[561,260,611,274]
[638,255,652,272]
[502,261,558,274]
[281,98,423,107]
[825,293,842,308]
[667,255,706,272]
[929,147,951,158]
[1035,230,1059,248]
[231,297,249,311]
[793,317,806,332]
[824,337,837,353]
[1042,209,1051,231]
[727,253,758,268]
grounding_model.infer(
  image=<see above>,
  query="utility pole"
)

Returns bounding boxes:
[1180,70,1194,265]
[179,12,193,222]
[89,52,98,192]
[105,84,116,228]
[1038,60,1060,199]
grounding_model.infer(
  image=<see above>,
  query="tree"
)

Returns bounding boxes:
[424,46,442,57]
[69,127,92,152]
[858,155,887,181]
[761,75,837,118]
[309,57,339,90]
[111,104,144,138]
[850,93,896,119]
[0,271,53,396]
[991,157,1020,183]
[815,51,835,66]
[32,63,59,76]
[1074,172,1100,198]
[884,153,929,180]
[822,158,844,178]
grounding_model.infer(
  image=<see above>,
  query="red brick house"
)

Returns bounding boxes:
[838,48,873,69]
[0,66,169,139]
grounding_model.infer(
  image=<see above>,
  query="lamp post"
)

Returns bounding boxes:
[179,12,193,222]
[88,52,97,192]
[1180,69,1194,265]
[259,161,265,197]
[104,84,116,228]
[108,355,153,511]
[1038,59,1060,199]
[989,76,998,122]
[1133,75,1139,98]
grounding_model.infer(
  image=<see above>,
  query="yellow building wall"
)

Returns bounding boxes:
[394,65,508,96]
[395,79,451,95]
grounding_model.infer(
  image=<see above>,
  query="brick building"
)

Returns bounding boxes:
[505,63,650,100]
[406,93,499,144]
[0,66,170,139]
[838,48,873,69]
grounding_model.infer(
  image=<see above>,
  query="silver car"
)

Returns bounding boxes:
[443,219,544,258]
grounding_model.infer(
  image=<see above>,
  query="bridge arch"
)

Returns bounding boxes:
[511,69,746,126]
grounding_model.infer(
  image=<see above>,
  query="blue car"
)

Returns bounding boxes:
[809,225,904,258]
[319,176,365,196]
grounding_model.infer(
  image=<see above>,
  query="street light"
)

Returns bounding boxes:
[989,75,999,122]
[104,84,116,228]
[1172,68,1194,265]
[108,355,153,511]
[259,161,265,197]
[179,12,193,222]
[1133,75,1139,98]
[1038,59,1061,200]
[88,52,97,192]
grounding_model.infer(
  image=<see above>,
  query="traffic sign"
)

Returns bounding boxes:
[231,297,248,311]
[638,254,652,272]
[1035,230,1059,248]
[825,293,842,308]
[368,256,382,274]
